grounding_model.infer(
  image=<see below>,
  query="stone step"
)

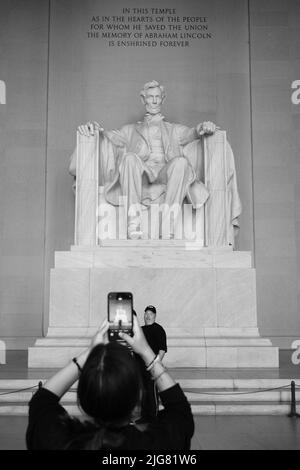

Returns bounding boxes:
[33,337,272,347]
[178,378,300,388]
[0,402,293,416]
[40,328,262,338]
[0,388,298,404]
[1,377,297,389]
[190,402,292,415]
[28,344,279,368]
[0,377,299,416]
[185,389,298,402]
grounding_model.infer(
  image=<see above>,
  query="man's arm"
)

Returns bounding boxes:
[157,326,167,362]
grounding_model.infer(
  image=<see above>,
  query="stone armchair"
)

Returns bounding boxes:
[72,129,241,247]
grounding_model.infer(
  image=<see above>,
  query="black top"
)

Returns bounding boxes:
[26,384,194,450]
[142,322,167,355]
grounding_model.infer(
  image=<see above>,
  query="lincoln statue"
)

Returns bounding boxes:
[69,80,241,240]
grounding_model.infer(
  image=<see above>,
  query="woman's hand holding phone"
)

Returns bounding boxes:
[90,320,109,349]
[120,316,155,365]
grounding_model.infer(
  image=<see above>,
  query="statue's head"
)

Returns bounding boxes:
[140,80,166,115]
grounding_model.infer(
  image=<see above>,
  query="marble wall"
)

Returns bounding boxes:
[0,0,49,347]
[249,0,300,346]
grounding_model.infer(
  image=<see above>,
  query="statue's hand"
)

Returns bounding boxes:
[197,121,218,136]
[77,121,104,137]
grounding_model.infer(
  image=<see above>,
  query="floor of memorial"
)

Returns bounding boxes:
[0,350,300,450]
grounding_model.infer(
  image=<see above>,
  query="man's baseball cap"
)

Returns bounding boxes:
[144,305,156,314]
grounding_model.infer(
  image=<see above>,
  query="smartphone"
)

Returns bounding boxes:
[107,292,133,342]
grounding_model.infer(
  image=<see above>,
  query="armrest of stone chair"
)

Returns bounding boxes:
[74,130,99,246]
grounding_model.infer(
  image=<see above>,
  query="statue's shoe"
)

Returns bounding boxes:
[161,234,175,240]
[128,229,143,240]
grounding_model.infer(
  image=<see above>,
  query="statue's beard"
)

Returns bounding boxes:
[145,105,161,115]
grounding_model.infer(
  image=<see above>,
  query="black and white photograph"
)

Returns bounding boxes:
[0,0,300,456]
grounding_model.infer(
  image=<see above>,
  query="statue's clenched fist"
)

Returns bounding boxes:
[77,121,104,137]
[196,121,218,136]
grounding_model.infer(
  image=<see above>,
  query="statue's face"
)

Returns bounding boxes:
[142,86,164,115]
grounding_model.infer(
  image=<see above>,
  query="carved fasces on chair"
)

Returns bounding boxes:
[203,130,242,247]
[204,131,230,247]
[75,131,99,245]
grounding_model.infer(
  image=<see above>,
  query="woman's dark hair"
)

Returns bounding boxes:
[64,342,142,450]
[78,342,141,422]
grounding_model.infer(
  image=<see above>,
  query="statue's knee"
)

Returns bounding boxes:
[171,157,189,171]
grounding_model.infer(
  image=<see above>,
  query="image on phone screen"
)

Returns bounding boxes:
[108,292,133,341]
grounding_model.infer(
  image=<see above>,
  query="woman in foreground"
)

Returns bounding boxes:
[26,316,194,450]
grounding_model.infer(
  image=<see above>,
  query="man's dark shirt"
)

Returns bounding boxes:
[142,322,167,355]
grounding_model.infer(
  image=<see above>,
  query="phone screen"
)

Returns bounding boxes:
[108,292,133,341]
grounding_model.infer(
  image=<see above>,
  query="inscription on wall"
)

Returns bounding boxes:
[87,7,212,47]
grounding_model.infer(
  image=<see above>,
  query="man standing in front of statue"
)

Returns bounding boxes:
[72,80,217,239]
[138,305,167,424]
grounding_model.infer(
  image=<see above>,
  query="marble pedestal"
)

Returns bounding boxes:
[28,242,279,368]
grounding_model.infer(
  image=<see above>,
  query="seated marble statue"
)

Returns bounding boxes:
[69,80,240,240]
